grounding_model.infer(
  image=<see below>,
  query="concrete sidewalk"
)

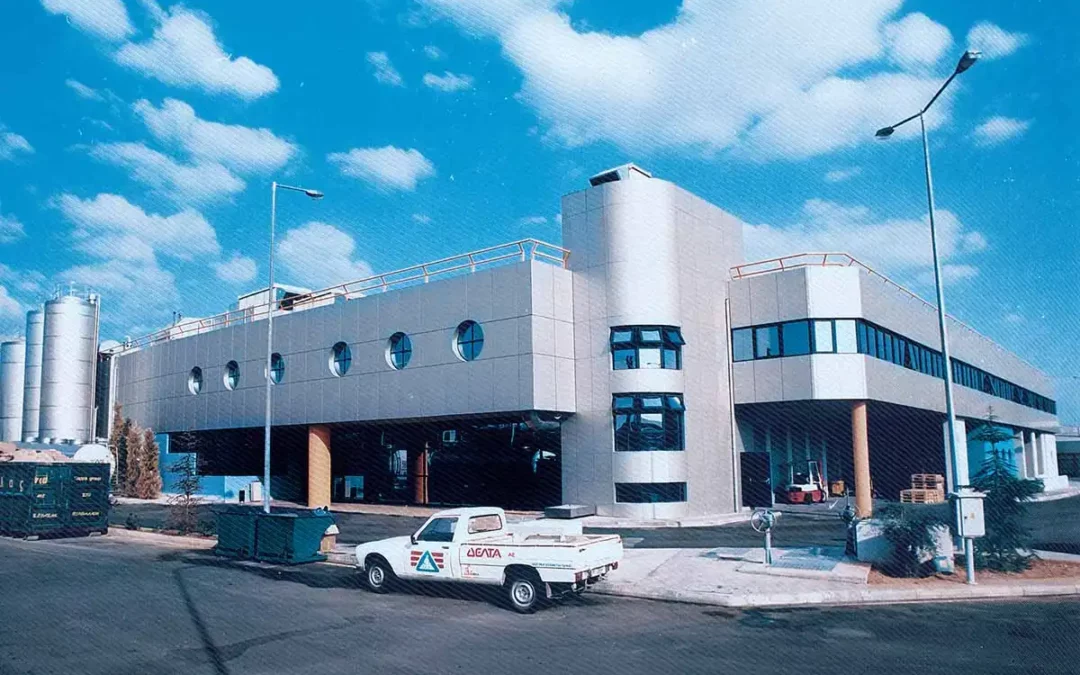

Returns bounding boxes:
[591,546,1080,608]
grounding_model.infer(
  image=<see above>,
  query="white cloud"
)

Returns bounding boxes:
[917,264,979,285]
[54,193,220,262]
[89,142,245,205]
[824,167,862,183]
[41,0,134,41]
[883,13,952,69]
[65,78,104,101]
[0,286,23,318]
[62,258,180,325]
[0,264,48,297]
[972,116,1031,147]
[133,98,297,173]
[0,210,25,243]
[114,6,279,100]
[1004,312,1024,325]
[744,198,987,283]
[966,22,1029,60]
[328,146,436,191]
[276,222,374,289]
[519,215,547,225]
[412,213,433,224]
[423,45,444,60]
[367,52,404,87]
[418,0,959,159]
[213,253,257,284]
[423,71,474,92]
[0,127,34,161]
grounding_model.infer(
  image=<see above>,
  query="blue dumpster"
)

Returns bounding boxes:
[213,506,259,559]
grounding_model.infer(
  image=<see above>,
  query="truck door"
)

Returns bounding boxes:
[403,516,457,580]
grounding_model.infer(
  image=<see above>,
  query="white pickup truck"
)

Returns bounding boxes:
[354,507,622,613]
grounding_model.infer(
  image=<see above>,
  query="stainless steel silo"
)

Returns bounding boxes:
[21,308,44,442]
[0,339,25,442]
[39,292,100,444]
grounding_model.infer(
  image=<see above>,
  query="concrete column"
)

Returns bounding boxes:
[851,401,872,518]
[1024,431,1037,477]
[943,418,970,489]
[1034,433,1045,476]
[307,425,331,508]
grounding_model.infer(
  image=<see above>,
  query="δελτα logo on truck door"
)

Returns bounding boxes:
[465,547,502,559]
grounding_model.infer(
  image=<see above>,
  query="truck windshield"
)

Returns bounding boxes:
[416,517,458,543]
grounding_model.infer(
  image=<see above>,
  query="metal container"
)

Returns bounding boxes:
[39,293,100,444]
[0,461,110,537]
[21,309,44,442]
[0,339,26,442]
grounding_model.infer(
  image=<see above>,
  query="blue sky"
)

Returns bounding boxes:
[0,0,1077,418]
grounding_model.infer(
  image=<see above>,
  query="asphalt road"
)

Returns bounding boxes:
[1,534,1078,675]
[109,494,1080,552]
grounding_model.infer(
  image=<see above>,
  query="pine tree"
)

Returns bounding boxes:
[124,422,144,498]
[969,415,1043,572]
[108,405,129,493]
[167,433,203,534]
[136,429,163,500]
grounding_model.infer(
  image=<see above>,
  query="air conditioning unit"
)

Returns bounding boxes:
[442,430,458,444]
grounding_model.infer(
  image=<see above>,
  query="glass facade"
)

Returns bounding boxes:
[612,394,685,452]
[610,326,684,370]
[732,318,1056,415]
[614,482,687,503]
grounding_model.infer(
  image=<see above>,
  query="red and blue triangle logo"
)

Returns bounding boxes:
[415,550,441,573]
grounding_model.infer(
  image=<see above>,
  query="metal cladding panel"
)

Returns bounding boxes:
[21,309,44,440]
[39,295,99,443]
[0,340,26,441]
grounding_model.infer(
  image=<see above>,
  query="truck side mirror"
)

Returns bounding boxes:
[410,534,417,546]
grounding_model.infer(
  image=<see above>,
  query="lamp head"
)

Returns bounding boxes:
[304,190,324,200]
[875,126,895,139]
[956,50,981,74]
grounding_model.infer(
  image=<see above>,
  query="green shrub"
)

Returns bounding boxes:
[878,503,949,577]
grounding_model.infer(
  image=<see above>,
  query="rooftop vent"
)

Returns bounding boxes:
[588,163,652,187]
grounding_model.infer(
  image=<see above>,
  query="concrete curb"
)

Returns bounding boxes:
[590,581,1080,609]
[104,527,217,549]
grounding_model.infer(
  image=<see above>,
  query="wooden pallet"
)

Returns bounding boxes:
[900,488,945,504]
[911,474,945,490]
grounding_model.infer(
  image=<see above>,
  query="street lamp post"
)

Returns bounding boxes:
[263,181,324,514]
[876,50,980,584]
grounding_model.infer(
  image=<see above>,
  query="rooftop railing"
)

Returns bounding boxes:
[106,238,570,356]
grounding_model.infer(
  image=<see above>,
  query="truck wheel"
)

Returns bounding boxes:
[364,557,394,594]
[506,573,541,614]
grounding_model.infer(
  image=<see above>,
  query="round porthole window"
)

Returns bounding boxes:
[330,341,351,377]
[188,366,203,395]
[387,332,412,370]
[454,320,484,361]
[267,352,285,384]
[223,360,240,391]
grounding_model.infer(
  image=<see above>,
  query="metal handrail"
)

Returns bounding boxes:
[729,252,1049,380]
[106,239,570,356]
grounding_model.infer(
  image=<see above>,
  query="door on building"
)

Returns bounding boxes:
[740,452,774,508]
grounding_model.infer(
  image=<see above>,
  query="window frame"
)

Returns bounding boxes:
[330,341,352,377]
[416,516,458,543]
[387,332,412,370]
[612,393,686,453]
[269,352,285,385]
[223,360,240,391]
[454,320,484,362]
[610,325,685,370]
[187,366,203,395]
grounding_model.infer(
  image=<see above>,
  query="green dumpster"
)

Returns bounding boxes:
[253,509,334,564]
[213,506,259,559]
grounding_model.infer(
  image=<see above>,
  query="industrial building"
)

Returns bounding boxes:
[1,165,1067,519]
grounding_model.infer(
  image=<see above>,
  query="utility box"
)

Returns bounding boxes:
[951,489,986,538]
[0,462,110,538]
